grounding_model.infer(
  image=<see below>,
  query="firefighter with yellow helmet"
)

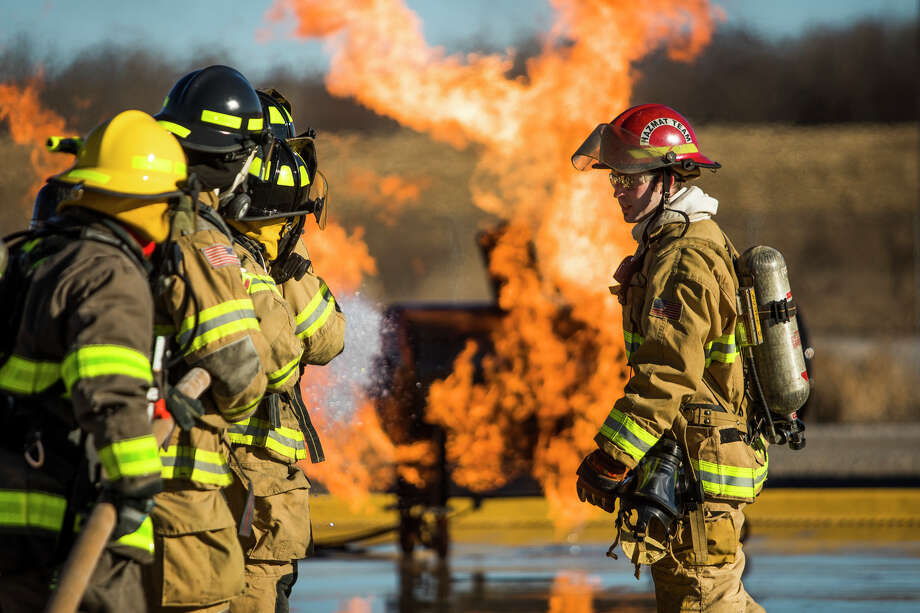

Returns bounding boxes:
[219,89,345,612]
[0,110,184,611]
[145,65,276,612]
[572,104,767,612]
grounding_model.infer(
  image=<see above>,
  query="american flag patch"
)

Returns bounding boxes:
[200,244,238,269]
[650,297,683,320]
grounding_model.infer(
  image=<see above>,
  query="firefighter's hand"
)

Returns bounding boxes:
[576,450,629,513]
[101,478,162,540]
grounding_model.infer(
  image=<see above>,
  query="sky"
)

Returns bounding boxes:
[0,0,916,77]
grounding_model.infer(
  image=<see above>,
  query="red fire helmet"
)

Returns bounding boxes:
[572,104,719,178]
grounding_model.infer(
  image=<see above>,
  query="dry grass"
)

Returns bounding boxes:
[2,123,917,422]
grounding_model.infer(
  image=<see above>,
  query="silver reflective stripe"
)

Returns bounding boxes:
[175,307,257,348]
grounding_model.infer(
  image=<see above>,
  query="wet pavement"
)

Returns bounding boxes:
[290,534,920,612]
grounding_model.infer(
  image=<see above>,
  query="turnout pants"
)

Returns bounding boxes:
[224,445,312,613]
[650,503,764,613]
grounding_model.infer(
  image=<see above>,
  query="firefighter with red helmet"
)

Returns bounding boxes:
[573,104,767,612]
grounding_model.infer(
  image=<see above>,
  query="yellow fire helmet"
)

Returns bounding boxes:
[53,109,187,199]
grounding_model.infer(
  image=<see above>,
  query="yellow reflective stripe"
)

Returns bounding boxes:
[690,457,768,499]
[295,281,335,339]
[267,353,302,390]
[242,271,281,296]
[63,169,110,184]
[98,435,162,480]
[597,408,659,462]
[303,299,334,339]
[277,165,295,187]
[623,330,643,361]
[61,345,153,392]
[159,445,232,486]
[114,515,154,554]
[222,393,263,421]
[132,155,172,173]
[227,417,307,460]
[176,299,260,354]
[247,117,264,131]
[705,334,739,367]
[0,490,66,532]
[158,120,191,138]
[299,164,310,186]
[201,109,242,129]
[249,156,263,177]
[268,106,285,124]
[0,355,60,394]
[628,143,699,160]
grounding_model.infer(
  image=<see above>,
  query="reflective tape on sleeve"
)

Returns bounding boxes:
[61,345,153,392]
[705,334,739,367]
[597,408,659,463]
[623,330,643,361]
[267,354,302,391]
[176,299,260,354]
[0,490,66,533]
[295,282,335,339]
[0,355,60,395]
[114,515,154,554]
[98,435,162,480]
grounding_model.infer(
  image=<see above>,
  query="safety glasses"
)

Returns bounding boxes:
[609,172,652,190]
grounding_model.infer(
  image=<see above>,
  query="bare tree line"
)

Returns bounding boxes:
[0,18,916,137]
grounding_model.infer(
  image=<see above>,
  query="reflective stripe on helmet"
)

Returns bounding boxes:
[98,434,162,481]
[295,281,335,339]
[277,165,295,187]
[597,408,660,463]
[0,490,67,532]
[201,109,242,130]
[61,345,153,392]
[0,355,60,394]
[175,299,260,355]
[157,120,191,138]
[131,155,186,176]
[627,142,700,161]
[227,416,307,460]
[159,444,233,486]
[62,168,111,184]
[299,164,310,186]
[247,117,264,131]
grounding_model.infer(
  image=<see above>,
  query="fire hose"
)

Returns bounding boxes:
[44,367,211,613]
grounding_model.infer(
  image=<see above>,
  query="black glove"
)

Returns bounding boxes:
[165,383,205,430]
[101,478,162,540]
[576,450,630,513]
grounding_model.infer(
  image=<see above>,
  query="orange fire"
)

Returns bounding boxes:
[272,0,717,531]
[345,168,430,226]
[548,571,599,613]
[305,221,377,294]
[0,76,74,211]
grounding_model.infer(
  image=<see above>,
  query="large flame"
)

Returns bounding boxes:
[0,76,73,211]
[272,0,717,531]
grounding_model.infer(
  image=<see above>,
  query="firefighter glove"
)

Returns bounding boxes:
[576,450,630,513]
[101,478,162,540]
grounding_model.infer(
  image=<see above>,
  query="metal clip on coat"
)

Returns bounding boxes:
[735,246,809,449]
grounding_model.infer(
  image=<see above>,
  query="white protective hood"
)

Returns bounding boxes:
[631,185,719,244]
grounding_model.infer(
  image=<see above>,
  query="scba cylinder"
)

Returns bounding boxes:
[737,246,811,416]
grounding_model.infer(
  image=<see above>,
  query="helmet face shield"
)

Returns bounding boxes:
[571,124,606,171]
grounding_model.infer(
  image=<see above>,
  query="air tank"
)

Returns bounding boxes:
[736,246,811,416]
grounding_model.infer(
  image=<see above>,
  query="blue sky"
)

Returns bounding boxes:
[1,0,916,77]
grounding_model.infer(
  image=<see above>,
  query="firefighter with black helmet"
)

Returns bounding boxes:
[0,110,184,611]
[572,104,767,612]
[147,65,276,612]
[219,88,345,613]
